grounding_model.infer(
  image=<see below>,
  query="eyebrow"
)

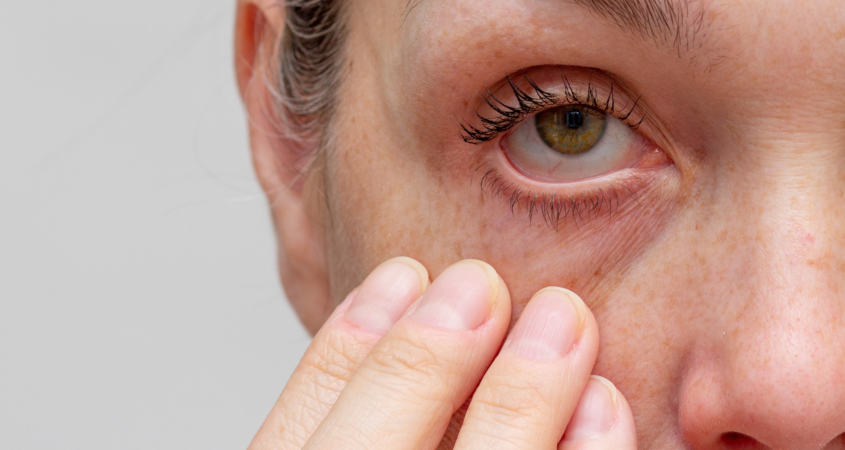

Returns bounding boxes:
[570,0,709,54]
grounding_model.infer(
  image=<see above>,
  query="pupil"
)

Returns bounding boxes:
[564,109,583,129]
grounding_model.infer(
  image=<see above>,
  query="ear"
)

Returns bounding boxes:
[235,0,333,335]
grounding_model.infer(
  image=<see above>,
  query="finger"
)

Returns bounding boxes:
[558,376,638,450]
[303,260,512,450]
[453,287,599,450]
[248,257,430,450]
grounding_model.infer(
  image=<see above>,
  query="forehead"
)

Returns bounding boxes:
[354,0,845,88]
[407,0,715,54]
[345,0,845,151]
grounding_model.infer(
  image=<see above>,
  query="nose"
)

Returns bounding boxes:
[678,151,845,450]
[680,310,845,450]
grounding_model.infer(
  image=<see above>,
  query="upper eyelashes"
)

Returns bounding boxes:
[457,70,673,230]
[460,73,645,145]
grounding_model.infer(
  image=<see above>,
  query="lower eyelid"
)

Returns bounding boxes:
[478,144,675,229]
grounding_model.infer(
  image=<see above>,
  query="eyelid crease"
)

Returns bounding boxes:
[460,73,646,145]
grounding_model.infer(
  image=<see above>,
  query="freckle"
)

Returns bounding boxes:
[561,277,577,289]
[452,241,463,259]
[692,146,706,162]
[631,283,641,296]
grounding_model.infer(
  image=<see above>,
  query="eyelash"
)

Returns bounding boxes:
[474,164,646,230]
[459,74,644,144]
[461,73,651,229]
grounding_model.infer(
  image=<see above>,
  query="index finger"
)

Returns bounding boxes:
[248,257,429,450]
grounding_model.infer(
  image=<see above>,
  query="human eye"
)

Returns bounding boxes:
[460,69,673,228]
[503,105,647,182]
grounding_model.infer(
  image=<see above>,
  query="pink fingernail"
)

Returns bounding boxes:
[562,376,617,441]
[344,258,427,333]
[409,260,496,330]
[504,288,581,359]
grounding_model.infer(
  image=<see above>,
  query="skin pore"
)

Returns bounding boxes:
[237,0,845,448]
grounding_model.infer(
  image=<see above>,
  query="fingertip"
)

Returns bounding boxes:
[459,259,503,295]
[559,376,637,449]
[590,375,620,410]
[531,287,588,332]
[381,256,431,292]
[345,258,431,333]
[458,259,511,321]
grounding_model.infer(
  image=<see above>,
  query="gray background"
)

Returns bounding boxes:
[0,1,311,448]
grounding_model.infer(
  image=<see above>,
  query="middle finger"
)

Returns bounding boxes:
[454,287,599,450]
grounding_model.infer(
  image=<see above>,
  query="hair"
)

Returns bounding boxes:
[273,0,347,162]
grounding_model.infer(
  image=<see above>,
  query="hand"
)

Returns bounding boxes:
[248,257,637,450]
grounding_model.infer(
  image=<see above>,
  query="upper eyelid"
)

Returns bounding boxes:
[460,72,646,144]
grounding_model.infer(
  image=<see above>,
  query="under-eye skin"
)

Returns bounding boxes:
[461,70,672,229]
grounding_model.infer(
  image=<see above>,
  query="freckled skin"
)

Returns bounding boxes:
[264,0,845,448]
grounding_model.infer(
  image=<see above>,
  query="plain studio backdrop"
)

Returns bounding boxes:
[0,1,311,448]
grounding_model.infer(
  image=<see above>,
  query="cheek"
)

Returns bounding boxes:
[323,109,680,324]
[322,131,690,445]
[329,8,681,311]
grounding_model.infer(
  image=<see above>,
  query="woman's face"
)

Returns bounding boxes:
[260,0,845,447]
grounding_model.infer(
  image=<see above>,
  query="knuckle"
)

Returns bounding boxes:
[322,421,382,449]
[303,330,365,382]
[276,407,316,445]
[474,375,552,421]
[365,334,454,395]
[287,330,371,409]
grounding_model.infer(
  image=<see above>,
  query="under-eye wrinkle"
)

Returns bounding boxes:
[461,70,672,231]
[473,164,649,230]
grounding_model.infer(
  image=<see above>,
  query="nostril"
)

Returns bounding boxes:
[720,432,766,449]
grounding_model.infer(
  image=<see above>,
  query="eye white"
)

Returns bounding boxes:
[502,112,640,183]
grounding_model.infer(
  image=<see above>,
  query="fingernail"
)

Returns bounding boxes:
[409,260,497,330]
[504,288,582,359]
[345,258,428,333]
[562,376,617,441]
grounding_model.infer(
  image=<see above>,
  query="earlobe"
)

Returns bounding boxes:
[235,0,334,335]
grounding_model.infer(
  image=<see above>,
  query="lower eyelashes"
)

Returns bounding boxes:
[475,164,645,230]
[476,142,673,230]
[453,68,684,232]
[458,69,676,229]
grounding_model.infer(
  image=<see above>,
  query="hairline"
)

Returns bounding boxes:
[276,0,349,163]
